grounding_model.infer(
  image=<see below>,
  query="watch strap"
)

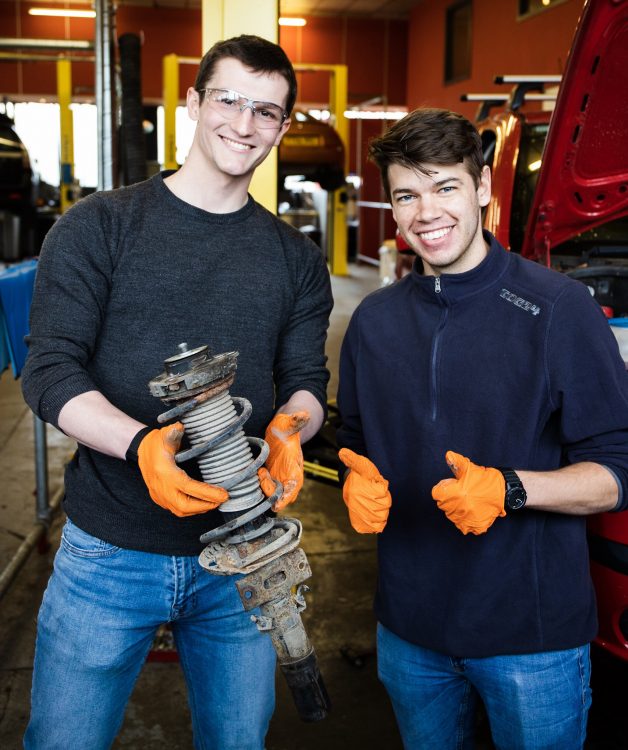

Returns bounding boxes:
[500,468,520,486]
[499,467,527,511]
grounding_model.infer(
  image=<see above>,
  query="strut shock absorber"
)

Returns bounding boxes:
[148,343,331,722]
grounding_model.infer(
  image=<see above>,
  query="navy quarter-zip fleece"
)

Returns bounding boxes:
[337,232,628,657]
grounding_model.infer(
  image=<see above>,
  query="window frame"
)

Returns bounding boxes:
[444,0,473,85]
[517,0,570,22]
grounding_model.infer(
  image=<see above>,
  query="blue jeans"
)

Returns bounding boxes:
[24,518,276,750]
[377,623,591,750]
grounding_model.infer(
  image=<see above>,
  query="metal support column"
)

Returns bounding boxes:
[95,0,116,191]
[34,416,51,523]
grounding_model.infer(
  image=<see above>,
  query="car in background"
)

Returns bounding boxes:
[0,112,37,260]
[515,0,628,664]
[278,109,345,192]
[278,109,346,251]
[477,0,628,662]
[0,112,57,260]
[0,113,34,215]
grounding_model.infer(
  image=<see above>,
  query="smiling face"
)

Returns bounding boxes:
[186,56,291,186]
[389,161,492,276]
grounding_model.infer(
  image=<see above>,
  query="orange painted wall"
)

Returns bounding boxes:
[0,4,406,261]
[0,1,588,260]
[120,6,202,98]
[406,0,586,120]
[0,4,406,107]
[279,16,407,108]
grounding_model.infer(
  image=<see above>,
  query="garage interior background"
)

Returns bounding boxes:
[1,1,628,746]
[0,0,586,261]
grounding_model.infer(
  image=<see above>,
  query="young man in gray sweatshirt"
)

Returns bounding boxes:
[22,34,332,750]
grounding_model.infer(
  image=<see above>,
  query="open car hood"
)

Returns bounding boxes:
[522,0,628,261]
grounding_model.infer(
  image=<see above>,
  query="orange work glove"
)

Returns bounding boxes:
[338,448,392,534]
[137,422,228,517]
[258,411,309,511]
[432,451,506,535]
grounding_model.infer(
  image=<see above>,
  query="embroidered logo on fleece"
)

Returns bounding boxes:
[500,288,541,316]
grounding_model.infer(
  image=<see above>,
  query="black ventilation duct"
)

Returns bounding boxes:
[118,33,147,185]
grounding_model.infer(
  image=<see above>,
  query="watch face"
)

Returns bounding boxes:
[507,488,527,510]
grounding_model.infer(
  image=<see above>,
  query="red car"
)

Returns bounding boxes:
[517,0,628,662]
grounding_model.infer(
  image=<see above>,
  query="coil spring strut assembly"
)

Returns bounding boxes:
[148,343,331,722]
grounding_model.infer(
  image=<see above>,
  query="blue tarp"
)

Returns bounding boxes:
[0,259,37,378]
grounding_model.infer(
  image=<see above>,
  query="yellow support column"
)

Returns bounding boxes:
[328,64,348,276]
[200,0,280,213]
[57,58,75,213]
[163,53,179,171]
[293,63,349,275]
[200,0,278,71]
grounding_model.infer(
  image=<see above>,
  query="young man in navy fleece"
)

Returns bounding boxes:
[337,107,628,750]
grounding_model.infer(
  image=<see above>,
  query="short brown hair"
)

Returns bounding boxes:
[194,35,298,116]
[368,108,484,199]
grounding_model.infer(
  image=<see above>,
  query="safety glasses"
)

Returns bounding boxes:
[199,88,288,129]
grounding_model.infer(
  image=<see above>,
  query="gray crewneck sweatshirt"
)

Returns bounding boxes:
[22,173,333,554]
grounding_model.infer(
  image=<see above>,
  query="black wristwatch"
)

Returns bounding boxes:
[499,468,527,511]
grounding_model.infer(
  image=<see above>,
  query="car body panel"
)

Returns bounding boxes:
[589,560,628,660]
[482,113,521,249]
[0,113,33,215]
[522,0,628,262]
[468,0,628,662]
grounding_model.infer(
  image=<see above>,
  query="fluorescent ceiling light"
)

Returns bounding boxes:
[307,108,408,122]
[29,8,96,18]
[279,17,306,27]
[344,110,407,120]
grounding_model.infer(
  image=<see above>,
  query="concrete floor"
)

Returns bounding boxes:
[1,262,627,749]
